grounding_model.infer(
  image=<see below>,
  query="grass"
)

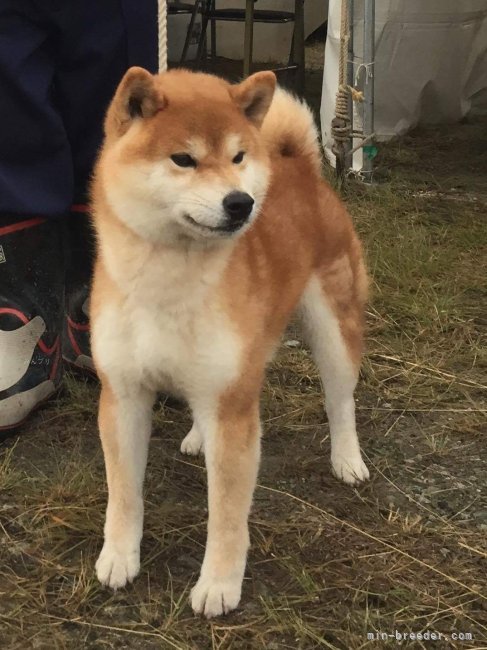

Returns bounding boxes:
[1,114,486,648]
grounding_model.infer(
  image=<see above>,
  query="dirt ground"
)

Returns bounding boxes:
[1,44,486,650]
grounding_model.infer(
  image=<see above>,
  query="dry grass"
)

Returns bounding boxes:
[1,116,486,648]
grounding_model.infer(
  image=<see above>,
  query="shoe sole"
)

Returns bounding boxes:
[0,383,62,433]
[63,356,98,381]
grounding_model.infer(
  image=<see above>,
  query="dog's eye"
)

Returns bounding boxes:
[170,153,197,168]
[232,151,245,164]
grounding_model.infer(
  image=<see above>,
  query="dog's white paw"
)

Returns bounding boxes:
[180,424,203,456]
[191,574,242,618]
[96,543,140,590]
[331,452,370,486]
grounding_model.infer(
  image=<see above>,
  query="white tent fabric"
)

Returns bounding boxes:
[320,0,487,167]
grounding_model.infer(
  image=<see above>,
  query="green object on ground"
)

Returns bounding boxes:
[363,144,378,160]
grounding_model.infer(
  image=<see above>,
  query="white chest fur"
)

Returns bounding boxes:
[92,242,242,402]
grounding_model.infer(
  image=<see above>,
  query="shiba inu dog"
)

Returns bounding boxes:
[90,67,369,618]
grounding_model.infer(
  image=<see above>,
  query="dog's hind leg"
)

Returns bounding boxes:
[96,380,155,589]
[190,390,262,617]
[180,421,204,456]
[301,266,369,485]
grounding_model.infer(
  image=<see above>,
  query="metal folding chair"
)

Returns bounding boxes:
[196,0,305,94]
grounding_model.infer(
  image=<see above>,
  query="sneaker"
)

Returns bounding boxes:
[62,205,96,378]
[0,216,64,431]
[63,288,96,376]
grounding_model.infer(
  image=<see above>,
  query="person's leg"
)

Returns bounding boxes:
[0,1,73,217]
[55,0,158,373]
[0,1,71,431]
[0,1,159,430]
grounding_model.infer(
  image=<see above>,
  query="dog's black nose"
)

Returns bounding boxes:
[223,191,254,223]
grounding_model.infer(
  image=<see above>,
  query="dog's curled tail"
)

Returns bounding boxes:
[261,87,322,175]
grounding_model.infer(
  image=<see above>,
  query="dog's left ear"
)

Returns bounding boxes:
[231,71,276,128]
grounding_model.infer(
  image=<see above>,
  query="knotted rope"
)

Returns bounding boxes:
[331,86,351,156]
[331,0,351,178]
[158,0,168,73]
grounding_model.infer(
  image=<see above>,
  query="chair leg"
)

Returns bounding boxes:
[286,31,295,88]
[210,0,217,61]
[196,0,210,66]
[243,0,255,78]
[210,21,217,59]
[181,0,201,64]
[293,0,305,95]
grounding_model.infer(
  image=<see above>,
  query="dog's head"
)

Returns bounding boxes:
[99,67,276,245]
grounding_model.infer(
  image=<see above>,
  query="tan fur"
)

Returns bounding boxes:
[90,68,369,618]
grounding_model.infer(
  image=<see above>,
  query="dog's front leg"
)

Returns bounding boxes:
[96,381,155,589]
[191,398,261,617]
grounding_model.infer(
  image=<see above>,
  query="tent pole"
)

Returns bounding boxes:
[362,0,375,181]
[345,0,354,171]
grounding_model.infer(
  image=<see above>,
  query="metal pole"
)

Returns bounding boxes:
[362,0,375,182]
[345,0,354,171]
[243,0,254,78]
[293,0,305,96]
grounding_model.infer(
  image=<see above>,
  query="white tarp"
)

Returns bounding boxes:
[321,0,487,167]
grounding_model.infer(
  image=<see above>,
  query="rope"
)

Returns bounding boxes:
[338,0,348,87]
[158,0,168,73]
[331,84,364,152]
[331,0,351,174]
[331,84,351,155]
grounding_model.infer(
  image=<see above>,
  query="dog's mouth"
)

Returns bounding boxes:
[183,214,246,235]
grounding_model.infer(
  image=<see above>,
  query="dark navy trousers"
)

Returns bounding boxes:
[0,0,158,219]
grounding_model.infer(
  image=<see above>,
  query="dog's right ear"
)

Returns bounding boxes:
[104,67,166,138]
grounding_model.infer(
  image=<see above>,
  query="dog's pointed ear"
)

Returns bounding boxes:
[230,71,276,128]
[105,67,166,138]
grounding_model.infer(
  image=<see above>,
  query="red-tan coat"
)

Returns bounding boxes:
[90,68,369,618]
